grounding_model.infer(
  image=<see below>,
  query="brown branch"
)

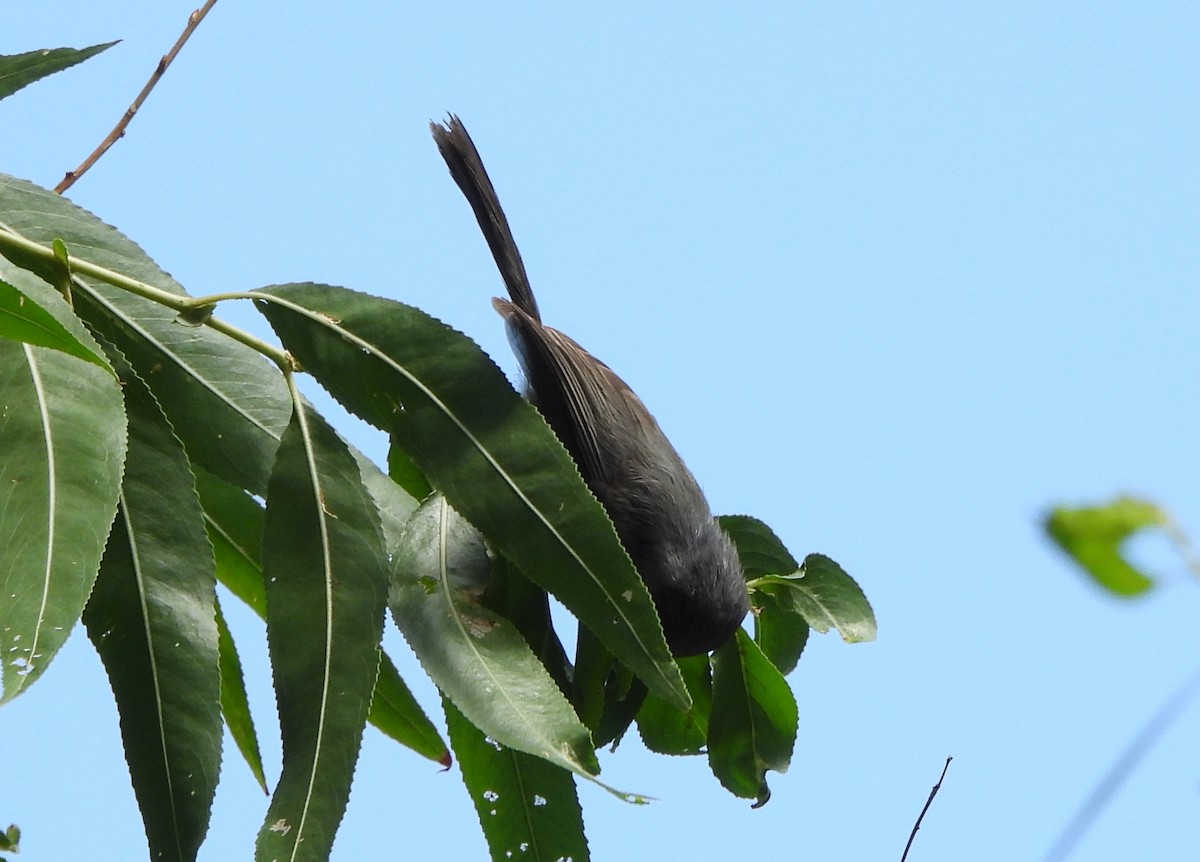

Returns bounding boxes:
[900,756,952,862]
[54,0,219,194]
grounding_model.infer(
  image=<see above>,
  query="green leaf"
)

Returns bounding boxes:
[82,365,221,862]
[482,555,572,698]
[443,697,590,862]
[391,496,644,801]
[572,635,647,752]
[708,629,797,807]
[593,678,648,752]
[718,515,799,577]
[0,256,100,349]
[0,823,19,852]
[353,443,421,558]
[216,597,268,794]
[1045,497,1166,597]
[0,278,111,371]
[719,516,871,652]
[0,42,118,101]
[194,468,268,615]
[255,400,390,862]
[195,466,446,765]
[753,592,809,676]
[0,331,126,703]
[757,554,876,644]
[637,654,714,756]
[388,435,433,500]
[0,176,292,494]
[0,181,424,525]
[255,283,688,712]
[0,181,424,554]
[571,624,613,733]
[368,653,452,767]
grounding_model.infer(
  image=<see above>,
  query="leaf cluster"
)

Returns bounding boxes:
[0,46,875,861]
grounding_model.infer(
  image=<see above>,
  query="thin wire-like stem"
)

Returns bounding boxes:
[1041,665,1200,862]
[55,0,220,194]
[900,757,952,862]
[1162,515,1200,583]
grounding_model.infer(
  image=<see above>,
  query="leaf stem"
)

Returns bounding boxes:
[202,314,294,372]
[745,573,800,591]
[0,228,291,370]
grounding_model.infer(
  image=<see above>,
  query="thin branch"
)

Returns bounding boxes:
[1042,664,1200,862]
[900,757,952,862]
[55,0,219,194]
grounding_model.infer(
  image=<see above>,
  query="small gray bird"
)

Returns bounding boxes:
[432,116,749,656]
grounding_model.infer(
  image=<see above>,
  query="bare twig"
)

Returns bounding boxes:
[1042,664,1200,862]
[900,757,952,862]
[54,0,219,194]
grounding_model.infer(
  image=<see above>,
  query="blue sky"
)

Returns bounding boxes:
[5,2,1199,859]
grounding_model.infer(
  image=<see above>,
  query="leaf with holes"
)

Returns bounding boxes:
[255,402,389,862]
[444,697,589,862]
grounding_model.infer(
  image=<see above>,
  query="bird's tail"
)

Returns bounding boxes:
[431,115,541,321]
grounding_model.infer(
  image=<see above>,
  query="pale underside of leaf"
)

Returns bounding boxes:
[391,496,648,803]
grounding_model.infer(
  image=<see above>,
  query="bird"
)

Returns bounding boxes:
[431,115,749,657]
